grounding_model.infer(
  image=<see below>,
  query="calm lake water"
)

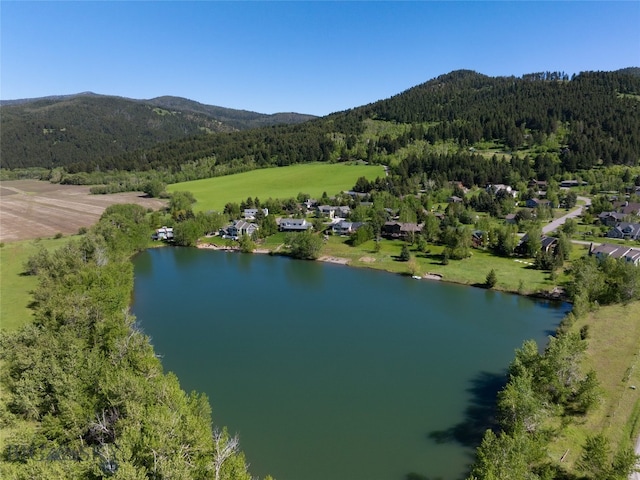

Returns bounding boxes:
[132,247,569,480]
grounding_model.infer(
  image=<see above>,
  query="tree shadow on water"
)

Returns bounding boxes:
[427,370,507,448]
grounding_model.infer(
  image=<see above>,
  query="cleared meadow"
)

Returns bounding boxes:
[0,237,72,331]
[167,163,385,211]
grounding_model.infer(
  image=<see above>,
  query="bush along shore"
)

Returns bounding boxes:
[0,204,269,480]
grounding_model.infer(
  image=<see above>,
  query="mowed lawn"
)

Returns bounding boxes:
[167,163,385,212]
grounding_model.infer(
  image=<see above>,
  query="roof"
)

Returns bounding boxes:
[591,243,640,263]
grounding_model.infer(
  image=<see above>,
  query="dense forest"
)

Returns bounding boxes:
[2,69,638,178]
[0,93,315,170]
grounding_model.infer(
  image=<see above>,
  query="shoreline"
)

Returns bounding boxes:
[195,240,568,304]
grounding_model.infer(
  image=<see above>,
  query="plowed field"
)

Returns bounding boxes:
[0,180,166,242]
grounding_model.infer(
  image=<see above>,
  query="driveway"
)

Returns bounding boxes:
[542,196,591,235]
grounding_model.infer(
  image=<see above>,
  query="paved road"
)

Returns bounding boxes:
[542,196,591,235]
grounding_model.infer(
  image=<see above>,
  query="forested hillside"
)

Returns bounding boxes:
[0,93,315,170]
[2,69,639,184]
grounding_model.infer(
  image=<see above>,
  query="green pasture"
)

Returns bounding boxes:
[168,163,385,212]
[546,300,640,471]
[0,236,72,332]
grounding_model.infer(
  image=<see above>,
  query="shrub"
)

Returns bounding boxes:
[485,269,497,288]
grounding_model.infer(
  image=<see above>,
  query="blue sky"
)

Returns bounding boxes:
[2,1,639,116]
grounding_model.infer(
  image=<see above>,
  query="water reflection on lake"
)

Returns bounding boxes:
[132,247,570,480]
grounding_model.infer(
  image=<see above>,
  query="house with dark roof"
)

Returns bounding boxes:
[516,234,558,255]
[526,198,553,209]
[381,222,423,239]
[613,201,640,216]
[598,211,628,227]
[607,222,640,240]
[590,243,640,266]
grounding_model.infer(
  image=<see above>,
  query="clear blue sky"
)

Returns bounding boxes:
[2,1,639,116]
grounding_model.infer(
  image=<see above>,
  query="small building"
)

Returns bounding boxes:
[221,220,259,239]
[528,179,548,190]
[526,198,553,209]
[278,218,313,232]
[153,226,174,241]
[332,221,364,236]
[607,222,640,240]
[540,235,559,254]
[243,208,269,220]
[598,211,627,227]
[516,234,558,255]
[381,221,423,239]
[317,205,351,219]
[447,196,463,203]
[486,183,518,198]
[504,213,518,225]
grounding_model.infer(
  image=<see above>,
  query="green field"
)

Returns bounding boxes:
[0,236,72,332]
[317,236,558,295]
[546,301,640,471]
[167,163,385,212]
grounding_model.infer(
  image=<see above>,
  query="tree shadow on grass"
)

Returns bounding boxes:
[415,252,445,265]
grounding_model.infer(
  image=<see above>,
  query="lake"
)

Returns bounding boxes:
[132,247,569,480]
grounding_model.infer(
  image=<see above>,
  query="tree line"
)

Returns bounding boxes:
[0,204,270,480]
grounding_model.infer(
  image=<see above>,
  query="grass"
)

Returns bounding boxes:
[0,236,72,332]
[167,163,385,212]
[311,236,557,295]
[545,301,640,470]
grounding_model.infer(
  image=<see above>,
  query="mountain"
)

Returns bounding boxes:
[2,69,639,176]
[0,93,316,169]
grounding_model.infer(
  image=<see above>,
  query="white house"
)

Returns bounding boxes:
[243,208,269,220]
[278,218,313,232]
[153,226,174,241]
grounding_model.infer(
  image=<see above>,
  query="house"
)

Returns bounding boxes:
[381,222,423,239]
[614,201,640,216]
[278,218,313,232]
[528,179,548,190]
[335,206,351,218]
[590,243,640,266]
[332,221,364,236]
[560,180,587,188]
[516,234,558,255]
[607,222,640,240]
[221,220,259,239]
[540,235,559,254]
[504,213,518,225]
[447,196,463,203]
[598,211,627,227]
[317,205,336,218]
[526,198,553,209]
[317,205,351,219]
[243,208,269,220]
[486,183,518,198]
[152,226,174,241]
[471,230,485,248]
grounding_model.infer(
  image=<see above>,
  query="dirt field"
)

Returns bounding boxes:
[0,180,167,242]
